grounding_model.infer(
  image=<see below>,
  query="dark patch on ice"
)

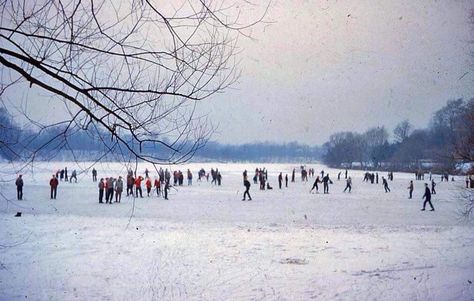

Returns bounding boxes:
[280,258,308,265]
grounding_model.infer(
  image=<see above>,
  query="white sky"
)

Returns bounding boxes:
[199,0,474,144]
[3,0,473,145]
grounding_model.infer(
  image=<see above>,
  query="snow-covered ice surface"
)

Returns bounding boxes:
[0,162,473,300]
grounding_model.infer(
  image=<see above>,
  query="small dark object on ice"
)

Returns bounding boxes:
[280,258,308,265]
[468,280,472,284]
[304,214,307,220]
[15,212,21,217]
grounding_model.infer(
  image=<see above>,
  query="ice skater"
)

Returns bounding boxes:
[322,174,332,194]
[278,172,283,189]
[242,179,252,201]
[343,177,352,193]
[382,177,390,192]
[421,183,435,211]
[310,176,321,193]
[431,179,436,195]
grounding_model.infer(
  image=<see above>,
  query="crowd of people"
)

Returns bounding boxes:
[12,164,474,212]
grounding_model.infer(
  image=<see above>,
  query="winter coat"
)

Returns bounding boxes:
[115,179,124,191]
[50,178,59,188]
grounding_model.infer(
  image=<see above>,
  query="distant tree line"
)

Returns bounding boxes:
[196,141,322,162]
[0,109,322,163]
[322,98,474,173]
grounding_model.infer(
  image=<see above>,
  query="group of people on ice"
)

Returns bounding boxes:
[54,167,78,183]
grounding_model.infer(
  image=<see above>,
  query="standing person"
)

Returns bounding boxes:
[146,177,152,197]
[337,172,341,181]
[322,174,331,194]
[243,170,248,182]
[60,169,64,181]
[145,168,149,178]
[135,176,143,198]
[466,176,470,188]
[15,174,23,200]
[291,168,295,182]
[376,173,379,184]
[106,177,115,204]
[70,170,77,183]
[421,183,435,211]
[242,178,252,201]
[64,167,68,182]
[310,176,321,193]
[382,177,390,192]
[343,177,352,193]
[345,169,348,179]
[217,172,222,186]
[104,177,110,201]
[115,176,123,203]
[49,175,59,199]
[92,168,97,182]
[431,180,436,195]
[98,178,105,203]
[285,174,288,188]
[154,177,161,196]
[164,181,170,200]
[187,169,193,186]
[278,172,283,189]
[408,180,414,199]
[126,174,134,196]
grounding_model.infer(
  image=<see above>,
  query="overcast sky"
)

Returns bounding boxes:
[199,0,473,145]
[4,0,473,146]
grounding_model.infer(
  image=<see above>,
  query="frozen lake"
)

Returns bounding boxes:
[1,162,473,300]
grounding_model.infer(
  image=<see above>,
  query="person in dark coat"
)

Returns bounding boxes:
[64,167,68,182]
[49,175,59,199]
[322,174,331,194]
[382,177,390,192]
[92,168,97,182]
[408,180,414,199]
[431,180,436,194]
[98,178,105,203]
[164,181,170,200]
[278,172,283,189]
[343,177,352,193]
[421,183,435,211]
[15,175,24,200]
[310,176,321,193]
[291,168,295,182]
[242,179,252,201]
[285,174,288,188]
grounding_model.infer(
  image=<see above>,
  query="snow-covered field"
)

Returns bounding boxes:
[0,162,473,301]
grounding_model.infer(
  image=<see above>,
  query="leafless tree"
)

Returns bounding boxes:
[393,120,411,143]
[0,0,269,166]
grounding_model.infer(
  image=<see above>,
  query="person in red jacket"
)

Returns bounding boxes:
[135,176,143,198]
[154,177,161,196]
[145,177,152,197]
[49,174,59,199]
